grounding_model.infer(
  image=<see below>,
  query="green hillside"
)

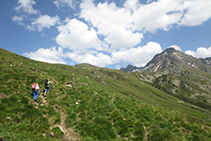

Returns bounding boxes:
[0,48,211,141]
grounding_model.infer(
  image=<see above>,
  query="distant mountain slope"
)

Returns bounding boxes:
[1,48,211,141]
[121,48,211,111]
[120,65,142,72]
[142,47,211,74]
[121,48,211,73]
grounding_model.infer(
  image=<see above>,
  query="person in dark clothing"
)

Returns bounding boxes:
[44,78,53,97]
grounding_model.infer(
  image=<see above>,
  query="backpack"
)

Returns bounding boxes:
[44,79,48,86]
[31,83,37,90]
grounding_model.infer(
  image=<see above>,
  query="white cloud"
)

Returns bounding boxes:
[185,46,211,58]
[80,0,211,33]
[168,45,182,51]
[23,47,66,64]
[105,28,143,51]
[12,16,25,26]
[131,0,183,32]
[66,51,113,67]
[56,18,107,51]
[179,0,211,26]
[112,42,163,67]
[53,0,78,9]
[28,15,60,31]
[65,41,162,67]
[14,0,211,68]
[124,0,140,11]
[79,0,143,51]
[15,0,39,14]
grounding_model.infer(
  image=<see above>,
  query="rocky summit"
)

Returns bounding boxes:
[121,47,211,74]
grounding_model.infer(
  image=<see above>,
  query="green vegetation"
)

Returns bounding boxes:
[0,48,211,140]
[151,72,211,111]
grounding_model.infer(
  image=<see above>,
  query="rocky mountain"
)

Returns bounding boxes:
[142,47,211,74]
[120,48,211,74]
[123,48,211,111]
[121,47,211,74]
[120,65,142,72]
[202,57,211,65]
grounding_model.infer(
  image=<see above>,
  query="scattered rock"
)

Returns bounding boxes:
[6,117,11,120]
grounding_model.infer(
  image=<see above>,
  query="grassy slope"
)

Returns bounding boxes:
[0,48,211,141]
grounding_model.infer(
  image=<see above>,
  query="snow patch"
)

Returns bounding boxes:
[173,52,182,59]
[188,62,198,68]
[154,64,160,72]
[205,60,211,64]
[143,64,153,71]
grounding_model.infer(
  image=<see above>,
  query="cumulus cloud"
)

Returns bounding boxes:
[27,15,60,31]
[179,0,211,26]
[79,0,143,51]
[124,0,140,12]
[131,0,183,32]
[56,18,107,51]
[67,52,113,67]
[185,47,211,58]
[15,0,39,14]
[168,45,182,51]
[15,0,211,68]
[112,42,163,67]
[80,0,211,33]
[65,41,163,67]
[23,47,66,64]
[13,1,59,32]
[12,16,25,26]
[53,0,78,9]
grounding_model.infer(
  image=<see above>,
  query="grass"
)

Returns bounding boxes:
[1,48,211,140]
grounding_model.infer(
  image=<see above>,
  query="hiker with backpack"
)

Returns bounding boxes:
[72,73,74,81]
[44,78,53,97]
[31,82,39,101]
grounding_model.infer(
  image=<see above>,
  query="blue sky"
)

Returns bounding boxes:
[1,0,211,69]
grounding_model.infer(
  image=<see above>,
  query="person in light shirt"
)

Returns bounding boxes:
[31,82,39,102]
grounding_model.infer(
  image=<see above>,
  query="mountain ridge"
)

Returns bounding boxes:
[121,47,211,73]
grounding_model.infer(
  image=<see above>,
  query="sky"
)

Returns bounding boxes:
[1,0,211,69]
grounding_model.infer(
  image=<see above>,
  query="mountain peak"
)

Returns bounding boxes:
[120,64,142,72]
[162,47,176,54]
[121,47,211,74]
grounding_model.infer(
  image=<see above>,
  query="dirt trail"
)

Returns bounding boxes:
[53,105,81,141]
[31,94,81,141]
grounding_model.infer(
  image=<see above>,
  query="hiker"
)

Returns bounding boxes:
[72,73,74,81]
[44,78,53,97]
[31,82,39,101]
